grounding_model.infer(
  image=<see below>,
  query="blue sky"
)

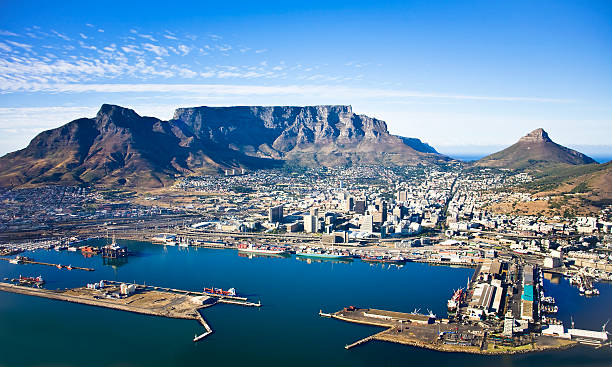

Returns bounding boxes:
[0,0,610,157]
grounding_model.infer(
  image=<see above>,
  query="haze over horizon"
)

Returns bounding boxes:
[0,0,611,157]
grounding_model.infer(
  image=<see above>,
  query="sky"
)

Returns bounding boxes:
[0,0,611,158]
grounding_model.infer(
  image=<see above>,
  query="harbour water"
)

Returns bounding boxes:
[0,240,610,366]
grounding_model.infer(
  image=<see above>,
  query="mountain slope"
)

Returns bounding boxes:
[172,105,449,166]
[475,128,596,169]
[0,104,279,188]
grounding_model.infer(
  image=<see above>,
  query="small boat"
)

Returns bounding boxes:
[361,255,407,264]
[56,264,63,269]
[237,243,288,255]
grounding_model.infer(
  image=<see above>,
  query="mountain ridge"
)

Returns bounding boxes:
[0,104,449,188]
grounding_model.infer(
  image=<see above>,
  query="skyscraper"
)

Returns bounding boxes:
[269,205,284,223]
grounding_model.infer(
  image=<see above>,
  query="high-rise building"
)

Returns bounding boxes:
[304,214,318,233]
[396,190,408,202]
[361,215,374,233]
[343,197,354,212]
[269,205,284,223]
[354,200,366,215]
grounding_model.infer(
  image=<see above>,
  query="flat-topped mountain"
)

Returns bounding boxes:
[172,105,446,166]
[475,128,596,169]
[0,104,448,188]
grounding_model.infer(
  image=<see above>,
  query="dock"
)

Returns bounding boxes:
[321,307,576,355]
[0,280,261,342]
[0,257,95,271]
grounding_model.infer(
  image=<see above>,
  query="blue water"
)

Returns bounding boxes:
[0,240,610,366]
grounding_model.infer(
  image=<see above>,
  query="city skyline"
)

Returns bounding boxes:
[0,0,611,156]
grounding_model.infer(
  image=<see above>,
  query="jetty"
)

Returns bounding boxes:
[0,257,94,271]
[0,280,261,342]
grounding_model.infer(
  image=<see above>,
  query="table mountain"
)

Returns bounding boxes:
[172,105,447,166]
[475,128,596,169]
[0,104,448,188]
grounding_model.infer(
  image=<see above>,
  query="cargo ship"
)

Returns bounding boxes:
[361,255,406,264]
[237,243,289,255]
[203,287,237,297]
[296,247,351,260]
[447,288,465,312]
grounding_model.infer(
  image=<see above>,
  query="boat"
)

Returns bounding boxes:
[203,287,237,297]
[178,240,189,247]
[81,246,100,255]
[296,247,351,260]
[66,265,73,271]
[237,243,289,255]
[67,246,78,252]
[361,255,407,264]
[151,233,177,244]
[541,296,555,305]
[447,288,465,312]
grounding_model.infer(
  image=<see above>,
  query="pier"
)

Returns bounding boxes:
[0,257,95,271]
[0,280,261,342]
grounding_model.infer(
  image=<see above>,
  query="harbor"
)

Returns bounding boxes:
[0,239,610,366]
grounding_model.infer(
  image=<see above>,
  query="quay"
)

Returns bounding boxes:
[101,279,258,304]
[0,280,261,342]
[0,257,95,271]
[321,307,576,355]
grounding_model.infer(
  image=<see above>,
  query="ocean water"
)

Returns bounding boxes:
[0,240,610,367]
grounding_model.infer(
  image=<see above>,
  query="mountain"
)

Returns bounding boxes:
[0,104,279,188]
[0,104,448,188]
[475,128,596,169]
[172,105,448,166]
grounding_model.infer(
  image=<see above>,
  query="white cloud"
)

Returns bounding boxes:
[51,30,71,41]
[178,44,190,55]
[142,43,168,57]
[121,45,143,55]
[0,42,12,52]
[0,82,574,104]
[79,33,88,39]
[5,40,32,51]
[79,41,97,50]
[0,30,19,37]
[139,34,157,42]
